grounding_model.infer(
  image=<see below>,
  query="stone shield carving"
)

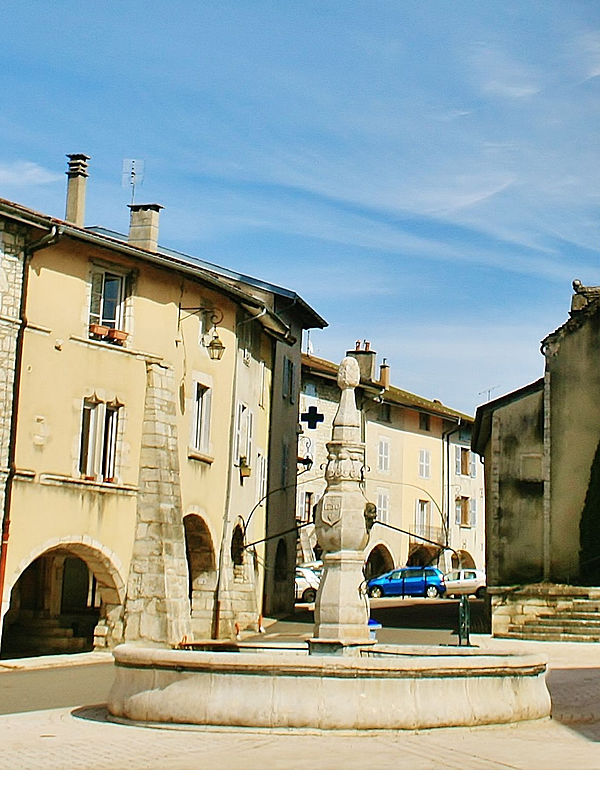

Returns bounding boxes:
[320,494,342,526]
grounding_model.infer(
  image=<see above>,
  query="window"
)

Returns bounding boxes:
[419,412,430,431]
[377,438,390,472]
[303,381,317,398]
[79,398,120,482]
[256,451,268,502]
[418,449,431,479]
[455,496,470,527]
[455,446,476,477]
[376,488,389,524]
[415,499,430,536]
[235,402,253,467]
[191,383,212,454]
[89,270,126,330]
[283,356,295,403]
[302,491,314,523]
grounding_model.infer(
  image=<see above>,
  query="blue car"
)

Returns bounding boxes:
[367,566,446,599]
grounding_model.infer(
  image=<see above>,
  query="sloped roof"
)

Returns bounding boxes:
[302,352,472,422]
[0,196,326,340]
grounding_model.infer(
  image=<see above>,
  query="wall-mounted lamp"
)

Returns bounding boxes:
[178,302,226,361]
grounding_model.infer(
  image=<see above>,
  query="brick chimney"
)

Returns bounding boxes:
[379,359,390,389]
[128,203,163,252]
[346,340,377,384]
[65,153,90,226]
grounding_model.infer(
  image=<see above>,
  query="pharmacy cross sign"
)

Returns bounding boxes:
[300,406,325,430]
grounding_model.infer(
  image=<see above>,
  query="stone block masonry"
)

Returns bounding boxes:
[0,221,25,535]
[123,362,191,646]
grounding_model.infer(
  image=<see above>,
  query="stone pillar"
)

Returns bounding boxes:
[123,362,191,647]
[309,356,373,654]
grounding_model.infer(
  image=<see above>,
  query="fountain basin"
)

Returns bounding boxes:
[108,643,551,730]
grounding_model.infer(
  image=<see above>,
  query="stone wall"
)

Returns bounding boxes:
[123,362,191,646]
[0,220,25,531]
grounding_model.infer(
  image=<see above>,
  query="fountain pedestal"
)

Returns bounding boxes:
[309,357,373,655]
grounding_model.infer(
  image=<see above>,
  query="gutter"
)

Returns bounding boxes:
[442,420,462,546]
[0,225,60,624]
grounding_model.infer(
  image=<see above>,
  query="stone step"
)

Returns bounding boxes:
[534,618,600,628]
[498,630,600,643]
[509,623,600,637]
[6,635,90,653]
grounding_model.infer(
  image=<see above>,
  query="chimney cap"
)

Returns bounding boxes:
[66,153,91,177]
[128,203,164,212]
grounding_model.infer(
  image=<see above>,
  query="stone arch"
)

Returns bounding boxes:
[183,513,217,638]
[452,549,476,569]
[365,543,395,579]
[407,543,442,567]
[1,537,125,658]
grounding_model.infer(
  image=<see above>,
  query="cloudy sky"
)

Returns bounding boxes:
[2,0,599,413]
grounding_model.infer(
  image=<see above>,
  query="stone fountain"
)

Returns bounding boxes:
[108,357,551,730]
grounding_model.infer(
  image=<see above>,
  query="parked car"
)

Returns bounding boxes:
[367,566,446,599]
[298,560,323,579]
[295,566,321,603]
[443,568,486,598]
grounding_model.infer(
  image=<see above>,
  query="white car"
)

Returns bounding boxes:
[295,566,321,603]
[443,568,486,598]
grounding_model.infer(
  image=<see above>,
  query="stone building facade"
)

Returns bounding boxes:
[0,154,325,658]
[473,280,600,639]
[297,346,485,578]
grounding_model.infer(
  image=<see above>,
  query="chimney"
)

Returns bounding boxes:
[346,339,377,384]
[128,203,163,252]
[65,153,90,226]
[379,359,390,389]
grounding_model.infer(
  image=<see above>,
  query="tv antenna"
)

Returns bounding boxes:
[122,159,145,205]
[478,385,500,402]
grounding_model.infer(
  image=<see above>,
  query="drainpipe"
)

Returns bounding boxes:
[442,419,462,554]
[0,225,61,628]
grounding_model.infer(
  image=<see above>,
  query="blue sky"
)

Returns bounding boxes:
[2,0,600,413]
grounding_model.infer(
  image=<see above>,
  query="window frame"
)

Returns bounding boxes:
[78,397,121,483]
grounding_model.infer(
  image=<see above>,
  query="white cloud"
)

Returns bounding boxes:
[0,161,61,187]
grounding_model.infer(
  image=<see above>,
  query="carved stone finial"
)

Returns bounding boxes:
[337,356,360,390]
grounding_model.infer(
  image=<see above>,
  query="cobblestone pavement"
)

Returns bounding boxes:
[0,636,599,770]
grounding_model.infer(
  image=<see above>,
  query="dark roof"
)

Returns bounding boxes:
[302,353,472,422]
[471,377,544,456]
[88,226,327,330]
[0,196,326,340]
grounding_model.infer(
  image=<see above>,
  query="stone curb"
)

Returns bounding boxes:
[0,651,114,673]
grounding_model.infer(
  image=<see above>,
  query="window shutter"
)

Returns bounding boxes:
[470,498,477,527]
[455,446,461,475]
[89,272,103,325]
[470,452,477,478]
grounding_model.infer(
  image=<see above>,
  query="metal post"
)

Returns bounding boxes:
[458,594,471,646]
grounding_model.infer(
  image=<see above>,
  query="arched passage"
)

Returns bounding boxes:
[452,549,476,569]
[365,544,395,579]
[183,514,217,639]
[1,539,124,659]
[407,544,442,567]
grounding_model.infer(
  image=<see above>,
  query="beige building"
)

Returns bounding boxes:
[297,344,485,579]
[0,154,325,657]
[473,280,600,639]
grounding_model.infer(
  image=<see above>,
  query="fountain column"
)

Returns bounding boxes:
[309,356,373,655]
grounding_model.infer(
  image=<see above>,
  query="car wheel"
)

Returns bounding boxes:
[369,586,383,599]
[425,585,439,599]
[476,587,486,599]
[302,588,317,604]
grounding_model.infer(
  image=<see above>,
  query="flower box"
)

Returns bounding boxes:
[108,328,128,344]
[89,323,109,338]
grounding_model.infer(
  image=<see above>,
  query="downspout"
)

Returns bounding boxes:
[0,225,60,626]
[442,419,462,549]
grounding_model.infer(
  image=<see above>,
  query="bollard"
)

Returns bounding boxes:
[458,594,471,646]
